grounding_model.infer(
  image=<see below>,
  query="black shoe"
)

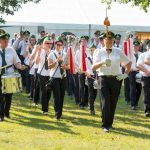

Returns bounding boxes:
[90,110,95,116]
[55,114,61,120]
[29,97,33,101]
[56,115,61,120]
[55,112,60,120]
[0,117,4,122]
[75,101,79,105]
[145,112,150,117]
[126,101,130,105]
[5,115,11,119]
[136,105,140,109]
[79,104,84,109]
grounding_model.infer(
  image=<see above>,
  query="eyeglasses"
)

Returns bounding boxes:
[56,44,63,46]
[45,42,53,45]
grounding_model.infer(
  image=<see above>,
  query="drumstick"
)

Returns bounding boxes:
[0,65,8,70]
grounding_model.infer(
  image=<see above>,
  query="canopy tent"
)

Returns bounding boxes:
[3,0,150,26]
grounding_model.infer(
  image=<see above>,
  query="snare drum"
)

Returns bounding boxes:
[1,73,22,94]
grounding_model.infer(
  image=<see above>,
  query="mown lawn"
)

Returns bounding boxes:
[0,89,150,150]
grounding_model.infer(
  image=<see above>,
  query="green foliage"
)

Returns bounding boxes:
[101,0,150,12]
[0,0,41,23]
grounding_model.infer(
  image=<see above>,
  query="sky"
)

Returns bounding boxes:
[4,0,150,26]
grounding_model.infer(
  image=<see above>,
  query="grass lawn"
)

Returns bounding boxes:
[0,89,150,150]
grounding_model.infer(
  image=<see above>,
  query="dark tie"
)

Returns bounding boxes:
[109,49,112,53]
[58,52,64,75]
[0,49,7,75]
[45,55,49,70]
[134,53,138,62]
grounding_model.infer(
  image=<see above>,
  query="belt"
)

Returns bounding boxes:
[100,75,117,78]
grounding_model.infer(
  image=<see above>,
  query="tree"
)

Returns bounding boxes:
[0,0,41,23]
[101,0,150,12]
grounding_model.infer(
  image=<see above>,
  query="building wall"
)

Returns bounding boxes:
[135,32,150,42]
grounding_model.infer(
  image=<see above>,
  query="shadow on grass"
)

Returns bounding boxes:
[115,115,150,130]
[112,127,150,140]
[11,92,150,140]
[9,112,79,135]
[63,115,101,128]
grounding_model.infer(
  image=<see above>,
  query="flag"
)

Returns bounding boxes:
[123,40,128,56]
[69,46,75,74]
[128,38,134,62]
[81,45,87,72]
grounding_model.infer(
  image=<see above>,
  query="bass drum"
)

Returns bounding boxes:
[1,73,22,94]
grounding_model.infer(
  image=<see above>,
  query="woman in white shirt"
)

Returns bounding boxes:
[23,35,36,95]
[92,31,131,132]
[36,36,52,115]
[48,36,68,120]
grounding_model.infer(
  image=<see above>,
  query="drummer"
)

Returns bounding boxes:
[0,29,26,121]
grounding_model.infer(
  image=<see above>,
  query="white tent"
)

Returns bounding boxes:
[3,0,150,26]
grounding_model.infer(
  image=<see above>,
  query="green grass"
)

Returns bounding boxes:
[0,89,150,150]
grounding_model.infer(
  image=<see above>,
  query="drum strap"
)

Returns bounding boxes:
[30,62,35,70]
[39,63,45,75]
[6,64,13,69]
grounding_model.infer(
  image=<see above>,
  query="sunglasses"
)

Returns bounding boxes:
[56,44,63,46]
[45,42,53,45]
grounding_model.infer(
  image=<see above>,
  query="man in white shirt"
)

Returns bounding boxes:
[85,43,97,115]
[76,36,89,108]
[129,40,142,110]
[137,39,150,117]
[113,34,122,49]
[13,30,31,90]
[0,29,26,121]
[92,31,131,132]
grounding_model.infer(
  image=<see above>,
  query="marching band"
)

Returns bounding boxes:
[0,27,150,133]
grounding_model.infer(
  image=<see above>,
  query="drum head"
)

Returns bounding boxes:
[2,72,21,78]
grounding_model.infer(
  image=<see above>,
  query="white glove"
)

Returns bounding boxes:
[116,73,128,81]
[101,58,111,67]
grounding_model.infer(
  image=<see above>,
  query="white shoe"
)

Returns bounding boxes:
[103,128,109,132]
[43,112,48,115]
[32,103,35,106]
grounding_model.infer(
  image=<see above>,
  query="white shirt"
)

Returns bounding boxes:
[37,49,50,76]
[75,46,90,72]
[131,51,141,71]
[114,43,122,49]
[29,62,35,75]
[93,40,101,49]
[24,47,36,75]
[13,40,27,55]
[93,47,130,76]
[137,51,150,76]
[0,47,21,74]
[86,54,94,75]
[24,47,31,66]
[48,49,67,78]
[31,47,39,69]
